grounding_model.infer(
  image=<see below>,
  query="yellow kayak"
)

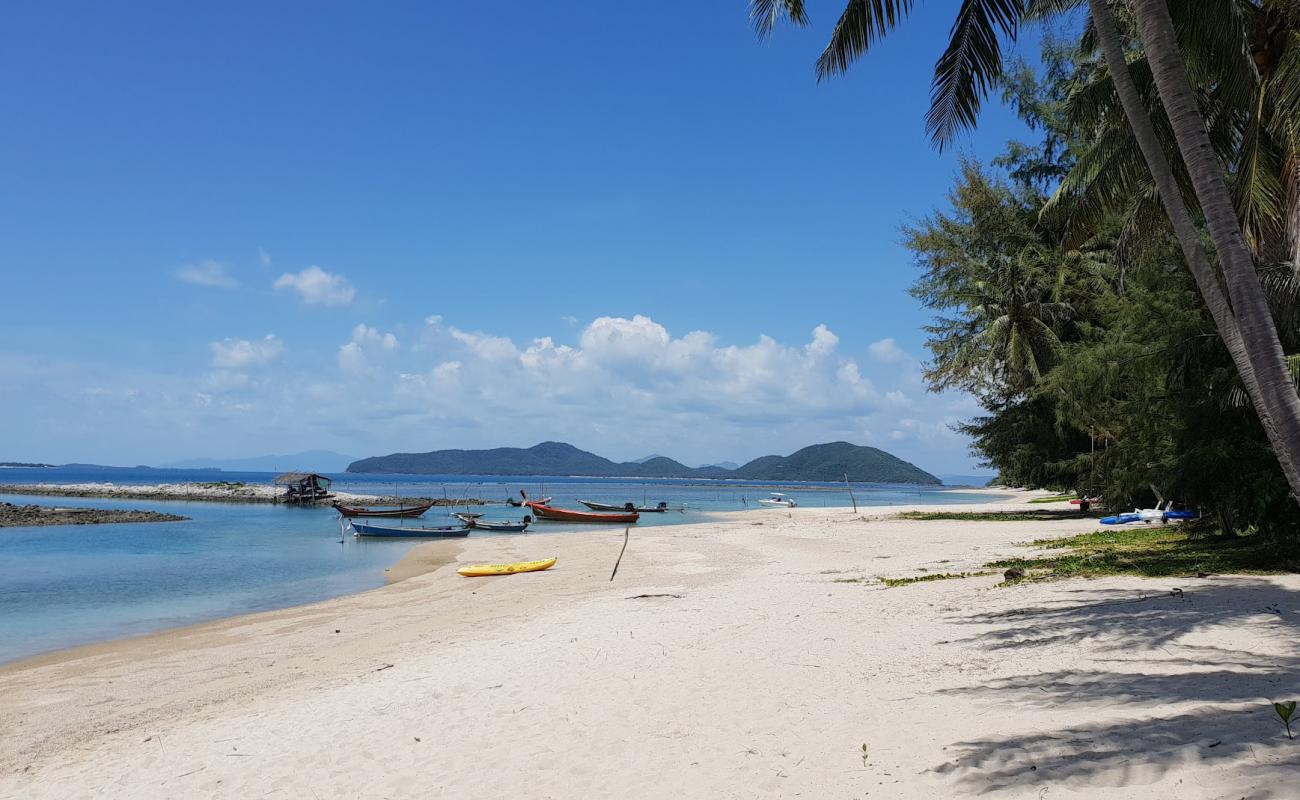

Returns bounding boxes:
[457,557,557,577]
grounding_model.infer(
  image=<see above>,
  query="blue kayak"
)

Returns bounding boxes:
[1162,510,1199,521]
[1100,512,1142,525]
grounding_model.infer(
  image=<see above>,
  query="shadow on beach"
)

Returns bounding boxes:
[931,580,1300,795]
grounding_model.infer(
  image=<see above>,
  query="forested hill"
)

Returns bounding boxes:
[346,441,941,485]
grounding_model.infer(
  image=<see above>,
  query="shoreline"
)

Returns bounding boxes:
[0,482,493,506]
[0,501,188,527]
[8,488,1288,798]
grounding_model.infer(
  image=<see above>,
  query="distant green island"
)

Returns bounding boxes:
[347,441,941,485]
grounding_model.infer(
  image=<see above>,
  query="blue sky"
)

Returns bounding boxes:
[1,2,1043,474]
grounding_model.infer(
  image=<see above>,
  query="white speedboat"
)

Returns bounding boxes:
[758,492,797,508]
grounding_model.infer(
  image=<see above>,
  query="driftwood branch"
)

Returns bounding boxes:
[609,527,630,582]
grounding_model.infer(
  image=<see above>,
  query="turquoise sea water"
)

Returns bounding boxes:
[0,468,1005,664]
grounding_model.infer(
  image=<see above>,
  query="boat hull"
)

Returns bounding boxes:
[580,500,669,513]
[469,519,531,532]
[334,502,434,519]
[530,504,639,524]
[351,521,470,538]
[1100,513,1142,525]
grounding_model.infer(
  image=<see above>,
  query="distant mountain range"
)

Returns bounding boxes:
[347,441,941,485]
[161,450,357,473]
[634,455,739,470]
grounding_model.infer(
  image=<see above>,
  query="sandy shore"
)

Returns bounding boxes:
[2,489,1296,798]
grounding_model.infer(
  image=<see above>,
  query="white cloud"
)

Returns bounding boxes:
[350,323,399,351]
[561,315,578,326]
[337,342,366,373]
[209,335,284,369]
[338,324,399,372]
[258,248,272,268]
[273,266,355,306]
[806,324,839,360]
[5,315,984,473]
[425,315,443,326]
[176,260,239,288]
[449,327,520,362]
[868,337,907,363]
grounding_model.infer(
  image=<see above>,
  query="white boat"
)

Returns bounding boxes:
[758,492,797,508]
[1137,501,1172,524]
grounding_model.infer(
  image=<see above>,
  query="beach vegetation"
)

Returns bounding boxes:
[1274,700,1296,739]
[986,524,1300,581]
[750,2,1300,554]
[878,571,993,588]
[1027,493,1076,504]
[750,0,1300,541]
[897,510,1092,522]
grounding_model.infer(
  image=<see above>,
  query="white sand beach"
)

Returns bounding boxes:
[2,490,1296,799]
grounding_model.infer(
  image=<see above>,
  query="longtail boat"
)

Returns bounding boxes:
[529,503,639,524]
[580,500,670,513]
[351,521,469,538]
[333,501,434,519]
[466,517,531,533]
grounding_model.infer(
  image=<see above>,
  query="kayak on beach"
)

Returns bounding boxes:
[457,557,557,577]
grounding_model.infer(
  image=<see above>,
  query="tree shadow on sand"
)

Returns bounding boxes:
[930,579,1300,795]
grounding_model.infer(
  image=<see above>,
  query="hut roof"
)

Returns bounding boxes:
[272,472,333,486]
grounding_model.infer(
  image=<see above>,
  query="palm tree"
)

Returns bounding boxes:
[1048,1,1300,264]
[1124,0,1300,495]
[750,0,1300,501]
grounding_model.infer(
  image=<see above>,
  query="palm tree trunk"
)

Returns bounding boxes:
[1086,0,1300,497]
[1128,0,1300,502]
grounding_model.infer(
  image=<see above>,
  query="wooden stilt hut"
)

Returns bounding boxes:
[273,472,334,504]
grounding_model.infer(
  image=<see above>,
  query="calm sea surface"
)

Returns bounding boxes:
[0,467,1006,663]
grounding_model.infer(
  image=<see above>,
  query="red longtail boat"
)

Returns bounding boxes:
[332,501,435,519]
[528,502,639,524]
[521,491,637,523]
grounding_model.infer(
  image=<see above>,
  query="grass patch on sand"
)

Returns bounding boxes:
[878,571,993,588]
[897,510,1091,522]
[1027,493,1076,504]
[987,526,1300,581]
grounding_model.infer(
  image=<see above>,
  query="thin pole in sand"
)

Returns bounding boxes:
[609,526,630,582]
[844,473,858,513]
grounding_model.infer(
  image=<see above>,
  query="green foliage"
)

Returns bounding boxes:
[878,571,993,587]
[1274,700,1296,739]
[985,525,1300,580]
[897,510,1089,521]
[1027,493,1077,503]
[903,30,1300,547]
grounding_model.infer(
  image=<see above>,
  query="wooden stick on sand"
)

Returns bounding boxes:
[609,526,630,582]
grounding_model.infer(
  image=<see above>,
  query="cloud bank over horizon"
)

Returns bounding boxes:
[1,314,981,473]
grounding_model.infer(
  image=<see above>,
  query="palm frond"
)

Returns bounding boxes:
[925,0,1024,148]
[1233,80,1286,254]
[1023,0,1084,21]
[749,0,808,38]
[1268,30,1300,155]
[1168,0,1256,113]
[814,0,915,80]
